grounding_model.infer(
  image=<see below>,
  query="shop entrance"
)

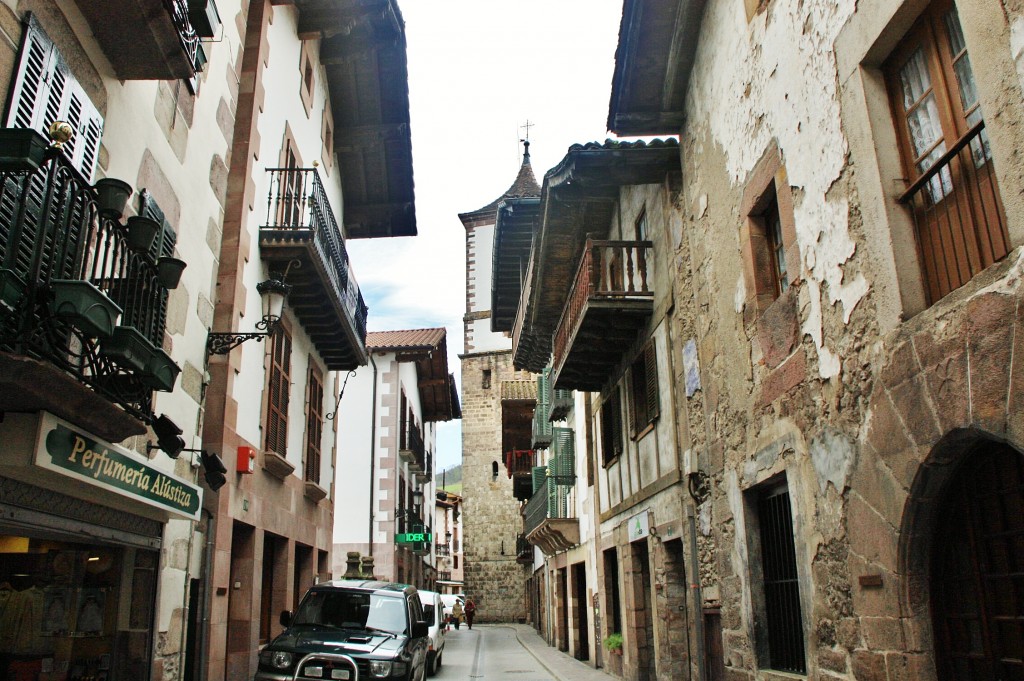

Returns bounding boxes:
[571,562,589,661]
[0,534,158,681]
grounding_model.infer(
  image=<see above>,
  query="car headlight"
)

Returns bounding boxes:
[258,650,293,670]
[368,660,392,677]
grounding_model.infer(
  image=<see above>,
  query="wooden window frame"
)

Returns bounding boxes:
[304,360,324,484]
[740,144,798,319]
[298,39,316,117]
[634,208,648,241]
[320,101,334,174]
[628,340,659,439]
[264,325,292,456]
[883,0,1008,305]
[600,387,623,467]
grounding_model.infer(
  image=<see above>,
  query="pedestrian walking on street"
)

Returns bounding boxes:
[451,599,463,630]
[464,598,476,630]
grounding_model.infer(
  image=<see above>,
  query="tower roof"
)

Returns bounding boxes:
[458,141,541,224]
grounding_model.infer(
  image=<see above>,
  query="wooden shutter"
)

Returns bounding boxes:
[600,388,623,464]
[5,14,104,180]
[265,328,292,455]
[305,364,323,483]
[645,340,659,423]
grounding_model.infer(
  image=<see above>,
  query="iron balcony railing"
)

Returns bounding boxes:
[897,119,1008,305]
[165,0,200,71]
[435,543,450,557]
[552,239,653,376]
[263,168,368,345]
[0,142,176,421]
[400,421,425,468]
[437,571,452,582]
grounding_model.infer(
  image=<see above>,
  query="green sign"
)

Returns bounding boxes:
[395,532,433,544]
[36,415,202,520]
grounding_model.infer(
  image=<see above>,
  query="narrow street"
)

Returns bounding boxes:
[436,624,616,681]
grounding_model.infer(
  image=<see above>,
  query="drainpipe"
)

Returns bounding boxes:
[367,354,378,558]
[197,508,216,681]
[687,505,706,681]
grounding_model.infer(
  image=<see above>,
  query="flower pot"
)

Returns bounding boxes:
[101,325,157,372]
[0,268,25,313]
[49,279,123,340]
[126,216,161,252]
[93,178,133,221]
[0,128,49,173]
[156,256,187,289]
[141,347,181,392]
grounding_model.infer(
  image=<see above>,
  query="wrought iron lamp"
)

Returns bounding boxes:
[206,278,291,355]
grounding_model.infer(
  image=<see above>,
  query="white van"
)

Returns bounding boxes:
[417,590,446,676]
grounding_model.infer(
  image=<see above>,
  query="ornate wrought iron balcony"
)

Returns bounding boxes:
[0,138,179,437]
[260,168,368,369]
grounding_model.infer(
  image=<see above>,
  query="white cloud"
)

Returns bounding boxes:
[347,0,626,470]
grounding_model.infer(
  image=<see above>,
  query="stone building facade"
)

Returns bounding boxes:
[489,0,1024,679]
[458,146,541,623]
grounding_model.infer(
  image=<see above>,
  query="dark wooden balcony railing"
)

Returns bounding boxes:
[897,120,1008,305]
[516,533,533,564]
[261,168,368,368]
[552,239,654,391]
[0,145,176,423]
[505,449,534,477]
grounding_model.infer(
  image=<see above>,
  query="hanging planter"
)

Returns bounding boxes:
[125,216,161,252]
[0,268,25,313]
[141,347,181,392]
[0,128,49,173]
[156,256,187,289]
[49,280,123,340]
[93,178,133,221]
[101,325,157,372]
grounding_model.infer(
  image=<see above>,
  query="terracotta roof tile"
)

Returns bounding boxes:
[500,380,537,402]
[366,328,447,351]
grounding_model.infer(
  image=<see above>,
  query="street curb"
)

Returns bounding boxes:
[501,625,566,681]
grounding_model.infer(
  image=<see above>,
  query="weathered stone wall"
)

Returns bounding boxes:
[460,351,530,622]
[672,0,1024,678]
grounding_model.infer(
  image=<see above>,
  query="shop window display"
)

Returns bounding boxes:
[0,536,157,681]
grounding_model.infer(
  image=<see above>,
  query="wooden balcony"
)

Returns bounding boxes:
[73,0,202,80]
[551,239,653,391]
[260,168,367,370]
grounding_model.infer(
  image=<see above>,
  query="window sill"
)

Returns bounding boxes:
[631,422,656,442]
[603,454,622,469]
[304,481,328,503]
[263,450,295,480]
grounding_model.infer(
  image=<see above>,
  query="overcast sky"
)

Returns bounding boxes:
[346,0,625,472]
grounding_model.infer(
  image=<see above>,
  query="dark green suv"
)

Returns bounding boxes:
[254,580,429,681]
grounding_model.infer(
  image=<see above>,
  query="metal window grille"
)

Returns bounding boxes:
[757,487,805,674]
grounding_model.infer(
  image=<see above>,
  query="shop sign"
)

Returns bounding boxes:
[627,510,650,542]
[35,413,202,521]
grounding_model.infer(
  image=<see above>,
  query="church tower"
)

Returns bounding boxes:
[458,142,540,622]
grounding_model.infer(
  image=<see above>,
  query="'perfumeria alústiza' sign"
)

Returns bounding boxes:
[35,413,202,521]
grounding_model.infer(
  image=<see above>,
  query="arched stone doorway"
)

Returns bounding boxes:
[902,432,1024,680]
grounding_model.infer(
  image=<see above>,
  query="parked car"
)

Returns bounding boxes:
[416,590,445,675]
[254,579,429,681]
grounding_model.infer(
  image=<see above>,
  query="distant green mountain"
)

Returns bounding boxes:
[436,465,462,490]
